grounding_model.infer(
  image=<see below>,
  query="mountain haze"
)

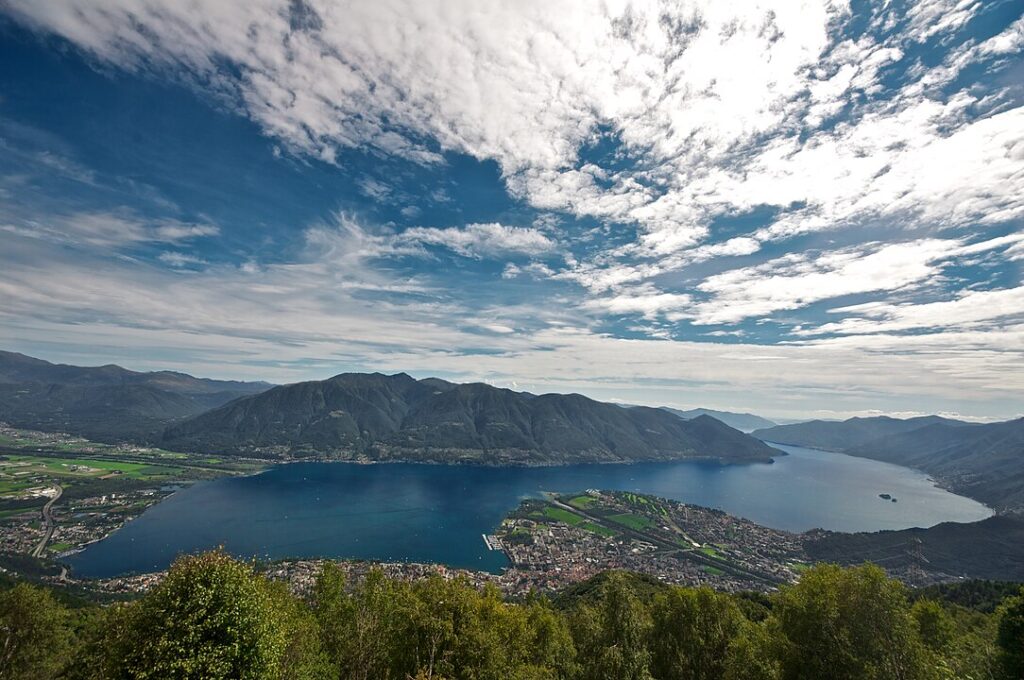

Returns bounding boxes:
[751,415,970,451]
[661,407,776,433]
[754,416,1024,511]
[0,351,270,439]
[163,372,781,465]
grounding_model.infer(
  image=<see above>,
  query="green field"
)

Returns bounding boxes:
[0,478,39,495]
[540,505,617,537]
[543,506,587,526]
[702,565,725,576]
[700,546,720,557]
[2,455,181,479]
[607,513,654,531]
[581,522,617,537]
[566,494,597,509]
[0,508,37,519]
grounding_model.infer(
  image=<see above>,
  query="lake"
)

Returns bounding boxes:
[67,444,993,578]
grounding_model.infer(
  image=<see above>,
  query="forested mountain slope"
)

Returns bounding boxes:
[163,372,781,464]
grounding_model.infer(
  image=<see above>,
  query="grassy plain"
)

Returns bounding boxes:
[607,513,655,531]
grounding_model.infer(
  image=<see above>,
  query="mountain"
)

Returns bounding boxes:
[754,415,1024,511]
[661,407,776,433]
[751,415,969,451]
[0,351,271,440]
[162,372,782,464]
[845,418,1024,511]
[804,514,1024,581]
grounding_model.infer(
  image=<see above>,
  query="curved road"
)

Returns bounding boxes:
[31,484,62,558]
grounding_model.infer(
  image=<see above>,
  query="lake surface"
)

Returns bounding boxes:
[68,444,993,578]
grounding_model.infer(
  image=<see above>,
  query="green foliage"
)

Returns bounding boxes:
[913,599,955,651]
[722,620,782,680]
[0,582,70,679]
[3,554,1020,680]
[570,572,653,680]
[997,588,1024,680]
[650,586,745,680]
[80,551,289,679]
[312,565,575,680]
[771,564,930,680]
[265,581,331,680]
[914,580,1024,614]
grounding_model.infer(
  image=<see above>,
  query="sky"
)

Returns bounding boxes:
[0,0,1022,421]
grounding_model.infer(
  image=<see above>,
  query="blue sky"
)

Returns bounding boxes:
[0,0,1022,421]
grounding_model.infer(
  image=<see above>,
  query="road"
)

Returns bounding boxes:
[550,497,785,586]
[31,484,63,558]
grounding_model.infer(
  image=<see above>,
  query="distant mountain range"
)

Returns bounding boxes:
[162,372,781,465]
[660,407,776,433]
[7,350,1017,495]
[754,416,1024,511]
[804,514,1024,581]
[0,351,270,439]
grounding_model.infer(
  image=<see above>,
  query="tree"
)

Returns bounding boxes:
[912,599,954,652]
[997,588,1024,680]
[313,564,412,679]
[650,586,745,680]
[570,572,653,680]
[722,620,782,680]
[265,581,331,680]
[771,564,929,680]
[0,583,70,680]
[521,596,577,679]
[89,551,289,679]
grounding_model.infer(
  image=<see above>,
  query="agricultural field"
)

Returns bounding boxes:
[607,513,655,531]
[0,425,269,560]
[1,455,180,482]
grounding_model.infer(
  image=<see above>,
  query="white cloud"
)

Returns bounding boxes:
[158,251,207,267]
[585,285,692,320]
[1,0,1022,420]
[683,234,1024,325]
[502,261,555,279]
[5,0,1020,270]
[687,239,954,324]
[806,286,1024,336]
[305,215,557,261]
[0,209,219,248]
[575,233,1022,326]
[357,177,392,200]
[398,222,556,258]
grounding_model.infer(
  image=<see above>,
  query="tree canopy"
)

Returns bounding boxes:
[1,554,1021,680]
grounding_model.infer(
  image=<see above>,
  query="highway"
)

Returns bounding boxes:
[31,484,63,558]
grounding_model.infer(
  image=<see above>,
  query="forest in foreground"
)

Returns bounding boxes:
[1,552,1022,680]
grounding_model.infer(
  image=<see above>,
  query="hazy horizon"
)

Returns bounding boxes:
[3,347,1018,425]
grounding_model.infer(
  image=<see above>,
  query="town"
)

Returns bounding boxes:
[492,490,808,594]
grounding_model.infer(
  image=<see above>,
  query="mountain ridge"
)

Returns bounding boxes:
[162,371,782,465]
[0,350,271,440]
[753,416,1024,511]
[659,407,776,432]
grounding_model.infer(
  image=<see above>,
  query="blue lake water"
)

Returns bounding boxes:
[67,444,993,578]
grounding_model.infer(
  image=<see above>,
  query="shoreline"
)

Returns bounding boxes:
[52,491,1022,593]
[763,440,1005,516]
[232,450,782,470]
